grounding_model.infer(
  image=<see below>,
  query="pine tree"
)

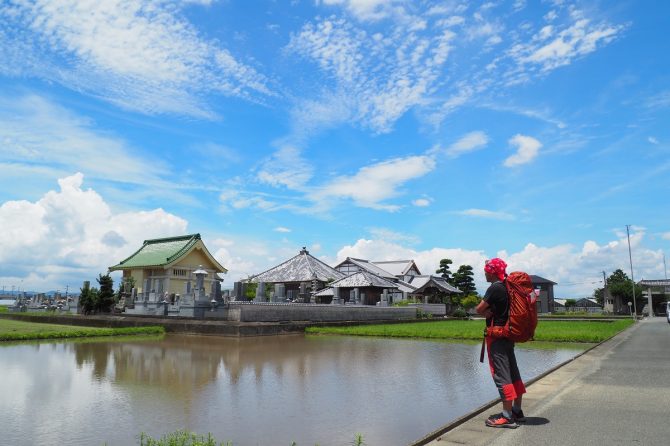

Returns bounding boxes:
[436,258,454,284]
[452,264,477,295]
[96,273,115,313]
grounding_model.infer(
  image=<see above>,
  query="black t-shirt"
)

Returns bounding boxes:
[483,280,509,326]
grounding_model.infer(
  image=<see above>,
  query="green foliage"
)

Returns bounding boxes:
[593,269,645,313]
[79,281,99,315]
[435,258,453,283]
[0,306,7,313]
[451,309,468,318]
[244,282,257,300]
[97,273,116,313]
[452,264,477,295]
[459,294,480,311]
[565,298,577,310]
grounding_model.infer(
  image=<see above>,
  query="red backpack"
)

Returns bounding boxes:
[486,272,538,342]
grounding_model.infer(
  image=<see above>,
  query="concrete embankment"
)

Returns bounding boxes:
[412,317,670,446]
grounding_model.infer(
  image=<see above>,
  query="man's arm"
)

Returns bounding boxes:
[475,299,493,318]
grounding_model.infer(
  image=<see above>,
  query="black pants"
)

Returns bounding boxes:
[486,337,526,401]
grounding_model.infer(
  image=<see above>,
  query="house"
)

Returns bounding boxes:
[530,275,557,314]
[109,233,227,303]
[574,297,602,313]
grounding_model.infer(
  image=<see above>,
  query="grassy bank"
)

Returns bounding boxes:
[137,430,365,446]
[306,319,634,343]
[0,319,164,341]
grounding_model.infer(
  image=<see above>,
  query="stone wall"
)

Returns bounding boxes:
[215,302,417,322]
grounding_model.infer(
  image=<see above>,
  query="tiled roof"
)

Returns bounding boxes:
[336,257,396,279]
[529,275,557,285]
[109,234,227,272]
[330,270,398,289]
[407,275,462,294]
[372,260,420,276]
[250,248,345,283]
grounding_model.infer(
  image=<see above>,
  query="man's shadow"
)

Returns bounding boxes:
[523,417,549,426]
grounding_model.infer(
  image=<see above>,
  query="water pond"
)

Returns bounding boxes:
[0,334,586,445]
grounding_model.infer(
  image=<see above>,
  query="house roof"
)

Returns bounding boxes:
[335,257,396,279]
[250,248,345,283]
[330,270,399,289]
[109,234,227,273]
[638,279,670,287]
[371,260,420,276]
[529,275,557,285]
[406,275,462,294]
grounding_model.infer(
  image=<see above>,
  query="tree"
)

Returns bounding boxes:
[96,273,115,313]
[436,259,454,284]
[452,264,477,295]
[593,269,644,313]
[565,298,577,312]
[79,282,99,315]
[459,294,480,312]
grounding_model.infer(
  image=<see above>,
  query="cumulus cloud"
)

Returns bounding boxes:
[0,0,272,117]
[336,228,664,296]
[0,173,188,291]
[311,155,436,211]
[504,134,542,167]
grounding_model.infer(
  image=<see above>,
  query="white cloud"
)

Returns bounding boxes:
[0,173,188,291]
[320,0,399,21]
[0,0,271,117]
[412,198,431,207]
[456,209,514,220]
[274,227,291,233]
[662,232,670,240]
[368,227,420,245]
[0,94,169,188]
[336,228,664,296]
[648,136,659,145]
[445,131,489,158]
[512,15,625,72]
[311,155,436,211]
[286,16,456,133]
[504,134,542,167]
[256,146,314,189]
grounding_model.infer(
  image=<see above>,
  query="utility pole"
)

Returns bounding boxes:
[625,225,637,320]
[664,253,667,280]
[603,271,616,313]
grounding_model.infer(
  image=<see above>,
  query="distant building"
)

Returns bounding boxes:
[574,297,602,313]
[109,234,227,301]
[530,275,557,314]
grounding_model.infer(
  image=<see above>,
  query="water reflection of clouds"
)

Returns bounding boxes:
[0,335,583,446]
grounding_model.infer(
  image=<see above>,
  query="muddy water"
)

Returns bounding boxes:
[0,334,583,445]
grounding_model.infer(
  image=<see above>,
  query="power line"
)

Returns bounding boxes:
[559,280,603,286]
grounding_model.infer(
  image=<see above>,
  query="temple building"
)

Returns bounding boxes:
[109,233,227,302]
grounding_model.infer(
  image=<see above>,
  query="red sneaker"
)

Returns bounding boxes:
[485,413,519,429]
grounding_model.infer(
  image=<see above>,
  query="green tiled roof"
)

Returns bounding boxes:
[109,234,201,270]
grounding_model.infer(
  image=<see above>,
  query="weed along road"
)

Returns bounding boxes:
[422,317,670,446]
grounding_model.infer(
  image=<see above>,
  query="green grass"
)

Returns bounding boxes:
[0,319,164,341]
[306,319,634,343]
[137,430,365,446]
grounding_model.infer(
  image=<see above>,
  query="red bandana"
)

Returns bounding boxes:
[484,258,507,281]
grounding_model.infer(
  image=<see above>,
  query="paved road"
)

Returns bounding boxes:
[425,317,670,446]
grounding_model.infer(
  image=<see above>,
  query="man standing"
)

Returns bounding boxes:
[475,258,526,428]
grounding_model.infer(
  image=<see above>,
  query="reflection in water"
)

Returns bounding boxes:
[0,335,584,446]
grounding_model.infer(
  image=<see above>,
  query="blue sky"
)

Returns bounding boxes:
[0,0,668,297]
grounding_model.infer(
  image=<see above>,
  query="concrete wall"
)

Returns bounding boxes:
[407,303,447,317]
[216,302,417,322]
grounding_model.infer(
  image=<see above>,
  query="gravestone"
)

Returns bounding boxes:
[255,282,266,303]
